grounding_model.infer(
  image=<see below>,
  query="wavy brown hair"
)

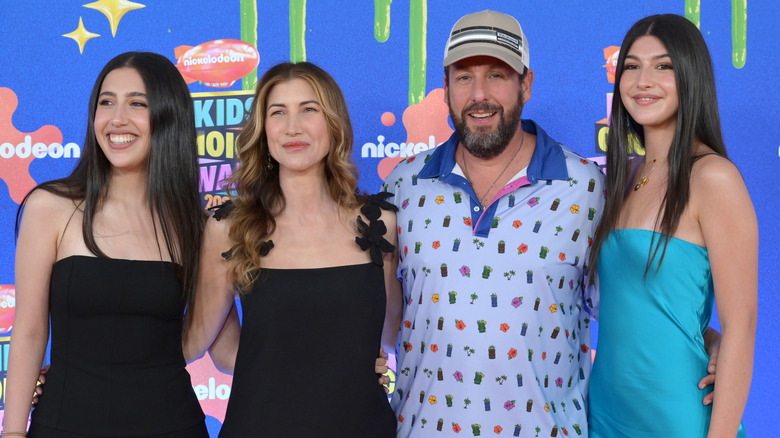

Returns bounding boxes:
[588,14,727,281]
[225,62,361,292]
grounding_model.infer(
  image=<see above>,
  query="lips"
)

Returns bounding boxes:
[631,94,660,105]
[470,111,496,119]
[465,102,501,122]
[282,141,309,151]
[106,133,139,148]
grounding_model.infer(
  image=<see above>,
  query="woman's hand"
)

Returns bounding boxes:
[376,347,390,393]
[31,365,49,407]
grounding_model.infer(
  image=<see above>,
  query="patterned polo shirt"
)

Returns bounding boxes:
[384,120,605,437]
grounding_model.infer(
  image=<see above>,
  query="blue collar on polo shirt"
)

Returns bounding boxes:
[417,119,569,184]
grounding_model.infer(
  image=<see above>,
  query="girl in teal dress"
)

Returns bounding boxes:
[588,14,756,437]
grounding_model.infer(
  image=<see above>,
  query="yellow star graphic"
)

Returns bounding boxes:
[83,0,146,37]
[62,17,100,54]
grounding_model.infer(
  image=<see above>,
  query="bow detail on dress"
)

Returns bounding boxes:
[355,192,398,266]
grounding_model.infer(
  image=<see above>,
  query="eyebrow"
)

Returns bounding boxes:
[267,100,321,109]
[99,91,148,98]
[625,53,671,61]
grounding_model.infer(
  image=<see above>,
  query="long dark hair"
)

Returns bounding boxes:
[589,14,727,279]
[225,62,360,292]
[16,52,205,326]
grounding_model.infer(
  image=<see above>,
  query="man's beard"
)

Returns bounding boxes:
[450,98,523,160]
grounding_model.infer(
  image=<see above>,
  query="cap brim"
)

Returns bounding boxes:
[444,44,527,74]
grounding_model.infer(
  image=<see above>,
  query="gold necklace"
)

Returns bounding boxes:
[633,156,665,191]
[461,132,525,208]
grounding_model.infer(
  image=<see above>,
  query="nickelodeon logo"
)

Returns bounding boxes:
[361,135,440,158]
[176,39,260,88]
[1,135,80,160]
[192,376,231,401]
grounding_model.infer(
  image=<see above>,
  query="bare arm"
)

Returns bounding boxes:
[696,159,757,438]
[3,191,61,432]
[182,216,239,367]
[207,302,240,374]
[381,209,402,353]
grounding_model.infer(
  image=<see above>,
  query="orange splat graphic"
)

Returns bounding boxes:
[0,88,64,204]
[603,46,620,84]
[377,88,453,180]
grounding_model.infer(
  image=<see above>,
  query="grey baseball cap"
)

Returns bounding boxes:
[443,10,530,73]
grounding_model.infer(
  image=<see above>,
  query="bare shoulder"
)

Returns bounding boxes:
[21,189,80,227]
[23,188,78,213]
[690,153,747,197]
[690,152,755,228]
[16,189,82,262]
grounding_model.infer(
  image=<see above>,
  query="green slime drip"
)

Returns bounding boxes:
[685,0,701,27]
[732,0,747,68]
[408,0,427,105]
[240,0,258,90]
[374,0,392,43]
[290,0,306,62]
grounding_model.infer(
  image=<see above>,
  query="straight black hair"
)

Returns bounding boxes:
[16,51,205,327]
[589,14,727,280]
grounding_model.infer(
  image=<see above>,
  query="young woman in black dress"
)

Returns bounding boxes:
[4,52,208,437]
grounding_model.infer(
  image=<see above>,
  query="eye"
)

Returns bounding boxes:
[131,101,148,108]
[303,106,319,113]
[98,99,114,106]
[657,63,674,70]
[623,63,639,70]
[454,73,472,82]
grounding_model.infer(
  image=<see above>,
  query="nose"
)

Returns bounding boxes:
[111,106,128,126]
[470,76,489,102]
[286,113,303,134]
[637,67,653,89]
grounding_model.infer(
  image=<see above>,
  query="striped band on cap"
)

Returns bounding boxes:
[447,25,525,61]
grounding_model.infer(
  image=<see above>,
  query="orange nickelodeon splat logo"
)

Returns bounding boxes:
[603,46,620,85]
[175,40,260,88]
[594,46,621,156]
[0,88,81,204]
[364,88,454,181]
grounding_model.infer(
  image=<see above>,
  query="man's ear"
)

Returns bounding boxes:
[521,68,534,104]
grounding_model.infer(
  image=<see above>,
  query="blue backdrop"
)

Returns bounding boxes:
[0,1,776,435]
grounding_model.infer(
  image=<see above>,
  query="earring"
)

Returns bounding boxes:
[266,155,275,172]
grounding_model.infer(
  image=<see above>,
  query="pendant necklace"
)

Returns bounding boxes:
[461,131,525,208]
[633,156,665,191]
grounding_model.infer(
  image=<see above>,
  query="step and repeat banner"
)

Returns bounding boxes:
[0,1,776,436]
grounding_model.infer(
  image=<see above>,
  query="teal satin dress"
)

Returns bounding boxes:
[589,229,746,437]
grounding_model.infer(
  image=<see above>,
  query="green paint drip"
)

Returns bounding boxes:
[240,0,258,90]
[408,0,427,105]
[374,0,392,43]
[732,0,747,68]
[290,0,306,62]
[684,0,700,28]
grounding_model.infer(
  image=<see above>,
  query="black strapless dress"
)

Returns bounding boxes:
[217,193,397,437]
[28,256,207,438]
